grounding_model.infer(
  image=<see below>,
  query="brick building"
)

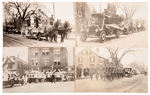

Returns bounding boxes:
[28,47,68,72]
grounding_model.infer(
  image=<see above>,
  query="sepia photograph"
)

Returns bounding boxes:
[3,47,74,92]
[74,2,148,48]
[3,2,75,47]
[1,0,149,94]
[75,47,148,92]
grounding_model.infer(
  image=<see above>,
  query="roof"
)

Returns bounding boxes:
[76,47,109,61]
[3,57,15,67]
[3,56,28,67]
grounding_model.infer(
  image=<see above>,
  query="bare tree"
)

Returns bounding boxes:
[3,2,19,27]
[101,48,134,80]
[107,2,119,15]
[3,2,39,29]
[107,48,133,66]
[121,4,138,23]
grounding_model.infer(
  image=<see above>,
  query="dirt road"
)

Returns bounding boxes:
[75,74,148,93]
[3,33,75,47]
[77,31,148,48]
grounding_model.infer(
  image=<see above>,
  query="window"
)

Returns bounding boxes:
[90,57,95,62]
[78,57,83,63]
[32,51,38,56]
[42,48,49,56]
[31,48,38,56]
[58,62,61,65]
[54,61,61,66]
[32,59,38,66]
[8,63,13,69]
[54,62,57,65]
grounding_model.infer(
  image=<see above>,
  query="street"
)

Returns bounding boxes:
[3,31,147,48]
[3,32,76,47]
[75,74,148,93]
[77,31,148,48]
[3,82,74,93]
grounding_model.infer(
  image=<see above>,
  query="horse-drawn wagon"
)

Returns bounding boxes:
[24,20,72,42]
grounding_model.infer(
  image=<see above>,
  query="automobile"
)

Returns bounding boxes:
[45,71,53,82]
[80,13,124,43]
[123,68,134,77]
[5,25,17,34]
[26,71,46,83]
[3,71,24,87]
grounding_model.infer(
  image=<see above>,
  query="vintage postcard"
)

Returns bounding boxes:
[3,47,74,92]
[2,1,148,93]
[75,47,148,92]
[3,2,75,47]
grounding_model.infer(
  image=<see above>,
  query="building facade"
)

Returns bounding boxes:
[75,48,107,68]
[75,48,108,78]
[28,47,68,72]
[3,56,31,76]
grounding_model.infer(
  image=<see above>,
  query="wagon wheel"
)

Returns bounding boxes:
[10,79,15,87]
[37,34,41,41]
[123,28,129,35]
[99,31,106,43]
[115,30,120,38]
[26,36,29,39]
[21,80,24,86]
[35,79,39,83]
[80,33,87,42]
[41,79,44,82]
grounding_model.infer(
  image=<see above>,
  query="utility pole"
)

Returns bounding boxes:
[53,2,55,19]
[100,2,101,13]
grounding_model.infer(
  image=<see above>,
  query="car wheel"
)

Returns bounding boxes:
[115,31,120,38]
[21,80,24,86]
[99,31,106,43]
[41,79,44,82]
[10,79,15,87]
[35,79,39,83]
[37,34,41,41]
[80,33,87,42]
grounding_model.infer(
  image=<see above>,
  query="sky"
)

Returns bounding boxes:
[3,47,28,62]
[39,2,75,25]
[75,47,148,67]
[3,47,73,66]
[88,2,148,20]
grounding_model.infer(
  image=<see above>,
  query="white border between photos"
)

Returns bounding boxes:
[0,0,149,95]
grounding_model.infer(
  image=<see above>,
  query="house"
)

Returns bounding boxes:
[75,47,108,69]
[3,56,31,76]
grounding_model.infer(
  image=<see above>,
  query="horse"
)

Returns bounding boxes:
[44,20,72,43]
[44,24,57,42]
[55,20,72,42]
